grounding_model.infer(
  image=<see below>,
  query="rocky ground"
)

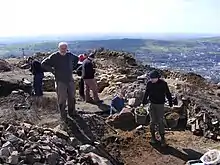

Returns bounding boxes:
[0,50,220,164]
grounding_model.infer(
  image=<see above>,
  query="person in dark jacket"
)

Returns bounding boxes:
[110,90,125,115]
[76,53,88,100]
[142,70,173,147]
[28,57,44,96]
[41,42,79,125]
[82,52,102,104]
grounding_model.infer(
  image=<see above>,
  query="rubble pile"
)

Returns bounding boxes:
[93,50,148,95]
[188,108,220,140]
[0,121,113,165]
[122,82,146,107]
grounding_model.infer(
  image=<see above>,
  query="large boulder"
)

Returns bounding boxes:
[43,73,55,92]
[106,111,136,131]
[0,59,11,72]
[97,77,109,93]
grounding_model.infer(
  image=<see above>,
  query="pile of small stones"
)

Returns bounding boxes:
[0,121,110,165]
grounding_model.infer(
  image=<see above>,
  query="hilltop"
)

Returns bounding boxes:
[0,49,220,164]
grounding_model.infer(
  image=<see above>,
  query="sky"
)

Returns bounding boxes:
[0,0,219,37]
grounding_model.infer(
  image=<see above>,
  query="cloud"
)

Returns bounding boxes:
[0,0,219,37]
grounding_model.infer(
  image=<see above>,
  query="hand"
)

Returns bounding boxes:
[140,104,144,107]
[72,70,77,74]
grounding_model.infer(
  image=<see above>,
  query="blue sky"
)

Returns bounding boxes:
[0,0,219,37]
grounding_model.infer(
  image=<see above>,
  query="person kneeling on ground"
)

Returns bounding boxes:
[82,52,103,104]
[110,90,131,118]
[28,57,44,97]
[110,90,125,115]
[142,70,173,147]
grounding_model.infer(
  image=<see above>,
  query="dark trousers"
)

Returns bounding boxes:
[149,103,165,136]
[79,78,85,98]
[33,74,43,96]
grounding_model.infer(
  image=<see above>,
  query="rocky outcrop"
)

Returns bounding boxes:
[96,50,137,67]
[163,70,207,87]
[0,59,11,72]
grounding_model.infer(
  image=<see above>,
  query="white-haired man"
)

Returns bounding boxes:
[41,42,79,124]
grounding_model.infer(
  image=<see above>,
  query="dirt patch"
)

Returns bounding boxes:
[101,127,219,165]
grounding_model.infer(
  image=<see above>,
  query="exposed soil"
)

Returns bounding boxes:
[102,128,218,165]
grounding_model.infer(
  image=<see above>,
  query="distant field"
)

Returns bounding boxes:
[0,37,219,58]
[1,37,220,82]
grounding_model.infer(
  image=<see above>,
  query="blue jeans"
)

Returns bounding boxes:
[33,74,43,96]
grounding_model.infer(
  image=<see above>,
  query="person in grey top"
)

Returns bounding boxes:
[41,42,79,123]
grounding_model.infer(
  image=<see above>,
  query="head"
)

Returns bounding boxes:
[149,70,161,83]
[27,57,33,64]
[118,90,126,98]
[58,42,68,55]
[84,53,88,58]
[88,52,95,61]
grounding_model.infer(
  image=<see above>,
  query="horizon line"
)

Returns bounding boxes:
[1,32,220,39]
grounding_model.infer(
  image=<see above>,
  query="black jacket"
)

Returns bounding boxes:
[82,58,95,79]
[41,52,78,83]
[142,79,172,105]
[30,60,44,76]
[76,64,82,76]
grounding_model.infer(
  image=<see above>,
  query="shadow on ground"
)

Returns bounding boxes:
[152,144,203,162]
[66,116,95,144]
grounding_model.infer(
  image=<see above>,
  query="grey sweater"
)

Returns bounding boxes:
[41,51,78,83]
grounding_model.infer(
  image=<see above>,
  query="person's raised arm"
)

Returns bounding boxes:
[41,54,55,74]
[70,53,79,70]
[165,82,173,107]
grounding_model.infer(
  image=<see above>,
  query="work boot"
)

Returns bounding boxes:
[95,100,104,104]
[59,104,67,120]
[160,135,168,147]
[85,99,95,104]
[60,119,68,131]
[150,135,159,144]
[68,99,78,118]
[68,111,78,119]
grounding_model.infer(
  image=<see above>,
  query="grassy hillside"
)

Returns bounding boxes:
[0,37,220,58]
